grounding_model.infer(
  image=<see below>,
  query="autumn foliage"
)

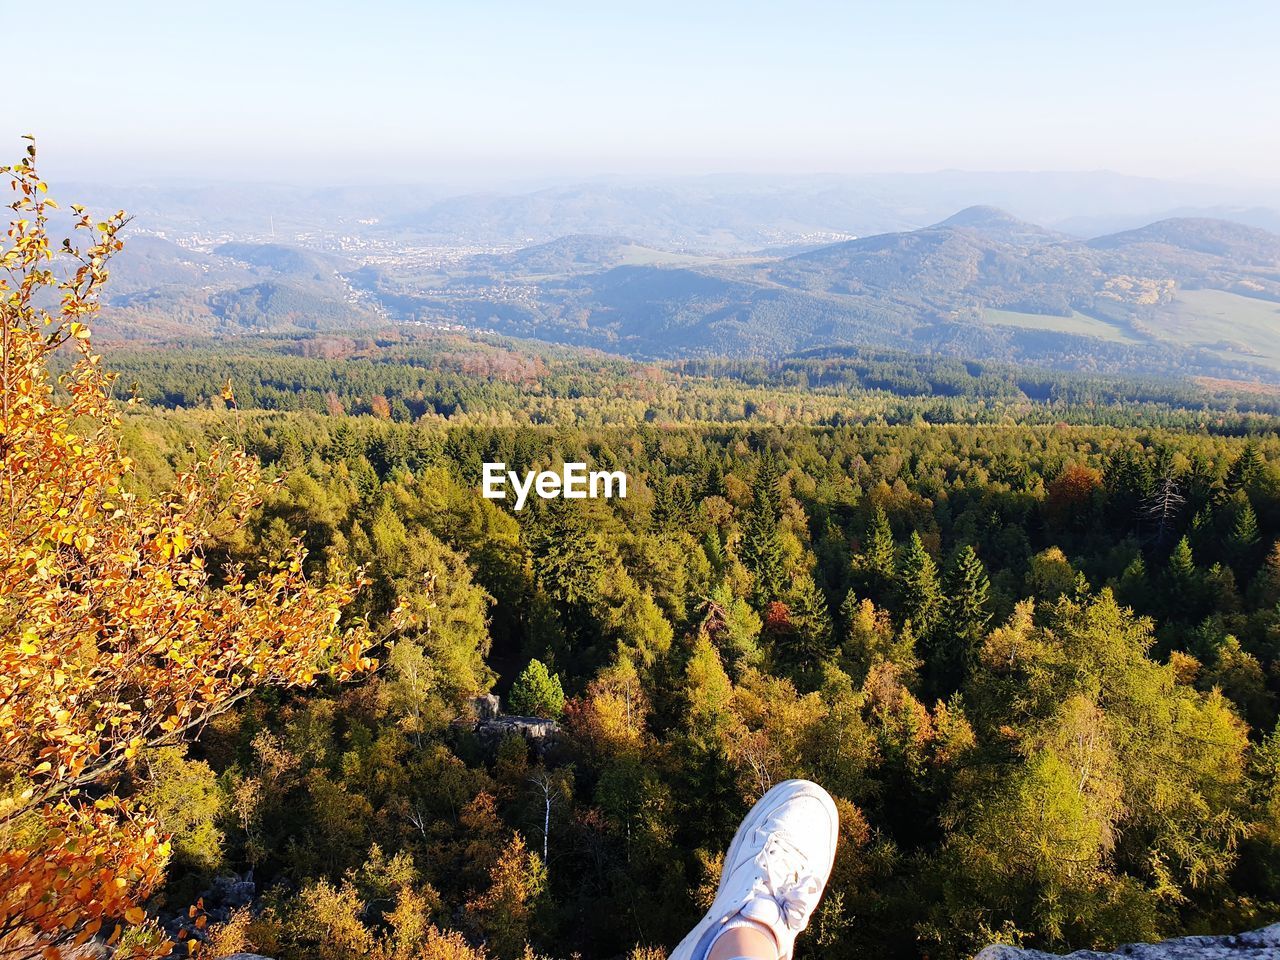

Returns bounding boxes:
[0,140,376,958]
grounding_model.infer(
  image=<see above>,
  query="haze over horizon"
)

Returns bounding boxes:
[16,0,1280,187]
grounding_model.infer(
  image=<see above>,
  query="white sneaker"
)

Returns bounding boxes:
[670,779,839,960]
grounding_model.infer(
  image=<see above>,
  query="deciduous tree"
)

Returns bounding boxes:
[0,143,378,959]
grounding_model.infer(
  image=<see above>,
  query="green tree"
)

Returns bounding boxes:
[858,504,897,598]
[508,659,566,719]
[899,531,942,638]
[780,574,835,678]
[940,544,991,681]
[742,457,787,607]
[952,590,1251,953]
[140,747,226,876]
[1167,535,1201,618]
[1230,498,1262,572]
[699,583,763,675]
[839,591,918,683]
[1224,441,1265,496]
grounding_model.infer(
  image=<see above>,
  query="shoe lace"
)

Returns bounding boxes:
[751,827,822,931]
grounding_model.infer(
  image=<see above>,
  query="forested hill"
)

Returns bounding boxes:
[98,330,1280,432]
[99,209,1280,382]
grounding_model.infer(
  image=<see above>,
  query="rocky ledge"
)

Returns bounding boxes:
[976,924,1280,960]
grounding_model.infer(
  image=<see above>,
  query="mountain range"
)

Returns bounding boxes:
[66,170,1280,250]
[97,206,1280,383]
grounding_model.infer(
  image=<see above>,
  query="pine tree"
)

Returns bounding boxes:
[651,475,694,533]
[1104,448,1153,530]
[743,457,786,607]
[899,531,942,638]
[1188,505,1216,554]
[1185,453,1217,510]
[526,500,610,665]
[944,545,991,648]
[1230,498,1262,574]
[703,529,726,572]
[1225,441,1265,496]
[1115,553,1151,609]
[783,575,835,672]
[859,504,897,598]
[754,455,783,515]
[1168,535,1197,585]
[1232,500,1261,550]
[702,459,726,499]
[1167,535,1201,618]
[508,659,566,719]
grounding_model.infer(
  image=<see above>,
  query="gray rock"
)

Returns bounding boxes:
[473,693,501,720]
[975,923,1280,960]
[474,714,559,744]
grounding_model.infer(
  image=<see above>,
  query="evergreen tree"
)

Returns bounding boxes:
[508,659,566,719]
[651,475,693,533]
[781,575,835,676]
[1231,499,1262,566]
[1185,453,1217,511]
[702,459,726,499]
[742,457,786,607]
[1115,553,1151,610]
[858,504,897,599]
[703,529,726,573]
[942,545,991,675]
[525,500,611,668]
[899,531,942,638]
[1188,505,1216,555]
[1168,535,1197,585]
[699,584,763,674]
[1166,535,1202,620]
[1225,441,1265,496]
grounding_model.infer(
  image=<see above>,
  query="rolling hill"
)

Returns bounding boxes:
[98,238,380,338]
[95,209,1280,382]
[403,210,1280,377]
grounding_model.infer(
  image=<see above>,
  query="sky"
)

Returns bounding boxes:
[12,0,1280,186]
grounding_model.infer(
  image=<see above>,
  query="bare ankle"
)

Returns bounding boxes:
[706,917,782,960]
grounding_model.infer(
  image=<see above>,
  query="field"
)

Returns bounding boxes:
[1154,288,1280,370]
[981,306,1136,342]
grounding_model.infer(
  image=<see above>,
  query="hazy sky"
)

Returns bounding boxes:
[14,0,1280,185]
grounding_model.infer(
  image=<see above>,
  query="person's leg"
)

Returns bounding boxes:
[706,918,779,960]
[669,779,839,960]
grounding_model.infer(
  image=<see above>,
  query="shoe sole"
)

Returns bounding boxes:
[669,779,839,960]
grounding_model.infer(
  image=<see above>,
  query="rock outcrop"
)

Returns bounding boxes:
[472,714,559,748]
[456,694,560,754]
[975,924,1280,960]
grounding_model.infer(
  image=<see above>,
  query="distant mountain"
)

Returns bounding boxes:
[95,207,1280,383]
[1087,217,1280,263]
[934,205,1069,244]
[68,170,1280,254]
[107,235,236,293]
[770,208,1094,316]
[100,238,378,338]
[388,210,1280,380]
[1056,206,1280,240]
